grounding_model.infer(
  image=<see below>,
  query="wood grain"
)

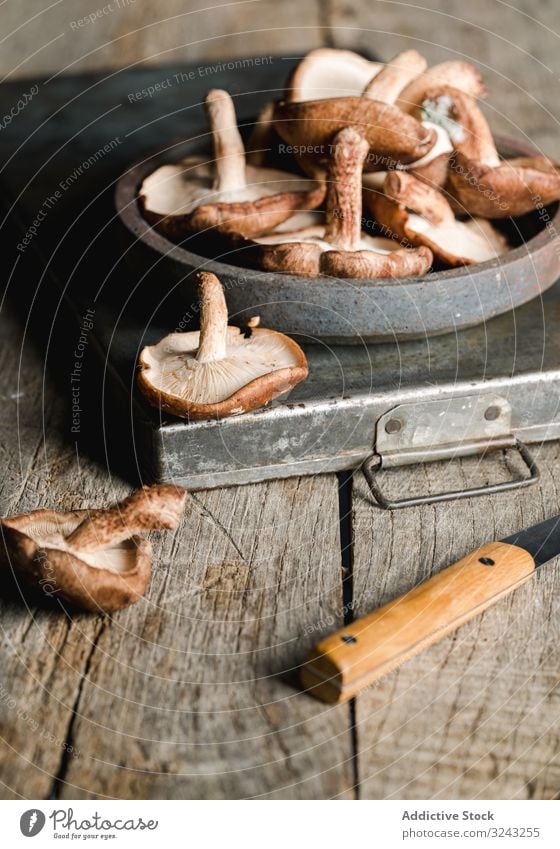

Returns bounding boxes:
[302,542,536,703]
[0,0,323,79]
[55,477,354,799]
[0,301,129,799]
[351,448,560,799]
[0,302,353,799]
[2,0,560,802]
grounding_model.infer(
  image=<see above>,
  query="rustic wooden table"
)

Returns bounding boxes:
[1,31,559,799]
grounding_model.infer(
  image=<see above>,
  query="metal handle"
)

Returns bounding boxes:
[362,439,539,510]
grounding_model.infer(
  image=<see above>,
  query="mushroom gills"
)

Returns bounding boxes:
[286,48,382,101]
[407,213,508,262]
[141,328,304,405]
[141,159,318,217]
[22,517,139,574]
[257,225,400,255]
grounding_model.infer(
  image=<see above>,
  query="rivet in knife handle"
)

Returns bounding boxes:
[300,541,536,704]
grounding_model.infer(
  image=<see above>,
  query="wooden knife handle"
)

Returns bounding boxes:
[300,542,535,704]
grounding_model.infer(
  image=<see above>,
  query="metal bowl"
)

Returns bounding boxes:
[115,135,560,343]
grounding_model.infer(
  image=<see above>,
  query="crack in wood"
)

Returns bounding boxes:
[49,617,108,799]
[190,493,247,563]
[338,471,360,800]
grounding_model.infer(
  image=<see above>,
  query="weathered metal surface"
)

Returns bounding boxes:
[105,279,560,489]
[116,134,560,343]
[2,57,560,492]
[374,393,515,468]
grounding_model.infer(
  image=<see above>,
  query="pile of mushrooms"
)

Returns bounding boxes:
[0,485,187,612]
[253,127,433,277]
[138,47,560,280]
[138,271,308,420]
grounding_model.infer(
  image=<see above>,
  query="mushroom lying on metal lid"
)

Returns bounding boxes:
[366,171,508,266]
[139,89,325,239]
[254,127,433,278]
[138,272,308,420]
[285,47,382,101]
[0,485,187,612]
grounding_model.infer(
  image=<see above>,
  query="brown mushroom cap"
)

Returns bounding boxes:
[448,150,560,218]
[361,50,427,104]
[366,171,508,266]
[396,60,487,112]
[139,89,324,240]
[285,48,382,101]
[360,122,452,192]
[414,85,500,166]
[255,127,433,278]
[0,486,187,612]
[272,96,436,170]
[415,86,560,217]
[138,272,308,420]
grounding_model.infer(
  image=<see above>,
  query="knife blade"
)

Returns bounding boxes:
[300,515,560,704]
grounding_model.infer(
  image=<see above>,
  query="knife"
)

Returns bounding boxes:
[300,514,560,704]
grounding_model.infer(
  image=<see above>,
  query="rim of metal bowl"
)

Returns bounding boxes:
[115,133,560,293]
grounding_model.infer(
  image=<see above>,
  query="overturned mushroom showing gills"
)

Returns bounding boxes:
[286,48,382,101]
[255,127,433,278]
[138,272,308,420]
[139,89,324,239]
[367,171,508,266]
[0,485,187,612]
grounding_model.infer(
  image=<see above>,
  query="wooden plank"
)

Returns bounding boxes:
[351,446,560,799]
[0,0,323,79]
[0,298,353,800]
[57,475,354,799]
[0,300,129,799]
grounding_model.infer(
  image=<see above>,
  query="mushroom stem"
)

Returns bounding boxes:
[246,101,275,166]
[384,171,455,225]
[324,127,369,251]
[205,89,247,193]
[362,50,427,104]
[65,485,187,552]
[195,271,229,363]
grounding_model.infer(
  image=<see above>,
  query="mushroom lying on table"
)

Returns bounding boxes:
[413,86,560,217]
[0,485,187,612]
[138,272,308,420]
[366,171,508,266]
[139,89,325,240]
[253,127,433,278]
